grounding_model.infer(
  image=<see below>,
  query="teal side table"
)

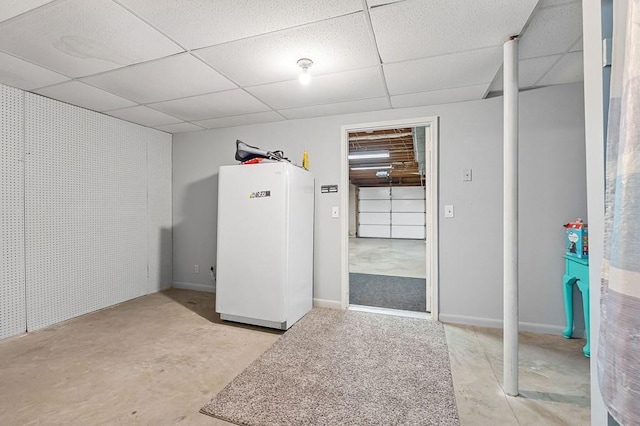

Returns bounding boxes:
[562,254,590,357]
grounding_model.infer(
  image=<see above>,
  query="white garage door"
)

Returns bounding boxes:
[358,186,425,239]
[357,187,391,238]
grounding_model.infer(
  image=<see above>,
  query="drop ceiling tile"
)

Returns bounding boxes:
[35,81,137,112]
[370,0,538,63]
[247,67,386,110]
[0,51,69,90]
[279,97,390,120]
[154,122,204,133]
[116,0,362,50]
[196,13,379,87]
[488,55,562,92]
[519,2,582,59]
[0,0,183,78]
[391,85,488,108]
[0,0,57,23]
[487,73,501,94]
[383,47,502,95]
[538,51,583,85]
[539,0,578,7]
[522,55,565,87]
[367,0,405,7]
[194,111,285,129]
[106,105,182,127]
[82,53,236,103]
[149,89,271,121]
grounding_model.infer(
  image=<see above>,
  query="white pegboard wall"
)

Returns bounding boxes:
[146,131,172,293]
[24,94,148,331]
[0,84,26,340]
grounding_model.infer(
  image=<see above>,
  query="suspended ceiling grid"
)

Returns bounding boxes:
[0,0,583,133]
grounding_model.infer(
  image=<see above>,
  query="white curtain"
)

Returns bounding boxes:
[599,1,640,424]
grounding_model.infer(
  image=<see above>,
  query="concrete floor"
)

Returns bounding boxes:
[0,289,590,425]
[349,237,426,278]
[446,324,590,425]
[0,289,279,426]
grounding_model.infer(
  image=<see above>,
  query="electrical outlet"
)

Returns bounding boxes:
[194,264,199,274]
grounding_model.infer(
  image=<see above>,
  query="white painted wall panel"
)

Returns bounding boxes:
[359,212,390,225]
[0,84,171,338]
[392,225,425,239]
[147,132,173,293]
[391,186,425,199]
[358,199,390,212]
[358,187,390,199]
[0,84,26,340]
[359,225,391,238]
[392,212,425,226]
[391,199,425,213]
[24,94,148,331]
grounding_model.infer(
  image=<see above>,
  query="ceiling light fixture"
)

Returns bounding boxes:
[348,150,390,160]
[297,58,313,85]
[350,165,392,171]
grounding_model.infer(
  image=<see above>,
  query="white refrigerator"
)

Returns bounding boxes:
[215,162,314,330]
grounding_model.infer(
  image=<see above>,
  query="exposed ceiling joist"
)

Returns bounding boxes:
[349,127,424,187]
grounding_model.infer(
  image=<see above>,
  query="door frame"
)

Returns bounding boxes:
[340,116,440,320]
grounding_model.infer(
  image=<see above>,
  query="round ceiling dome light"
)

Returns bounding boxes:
[297,58,313,85]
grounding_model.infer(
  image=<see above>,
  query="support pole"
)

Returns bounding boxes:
[503,36,519,397]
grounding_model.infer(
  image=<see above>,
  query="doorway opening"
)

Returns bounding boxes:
[340,117,439,320]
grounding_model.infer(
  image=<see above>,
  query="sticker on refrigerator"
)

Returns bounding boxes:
[250,190,271,199]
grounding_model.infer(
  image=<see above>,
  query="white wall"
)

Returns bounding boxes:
[0,84,26,340]
[0,83,172,339]
[173,83,587,333]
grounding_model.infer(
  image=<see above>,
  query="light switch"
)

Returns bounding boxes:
[463,169,472,182]
[332,206,339,218]
[444,205,454,218]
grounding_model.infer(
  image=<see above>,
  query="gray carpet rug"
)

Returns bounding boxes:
[349,273,427,312]
[201,308,459,426]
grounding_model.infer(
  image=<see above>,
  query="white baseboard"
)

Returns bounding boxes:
[313,298,342,310]
[171,281,215,293]
[439,314,585,338]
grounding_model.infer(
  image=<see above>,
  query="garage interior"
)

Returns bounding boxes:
[348,127,429,313]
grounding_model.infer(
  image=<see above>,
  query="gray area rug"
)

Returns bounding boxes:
[349,273,427,312]
[201,308,459,426]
